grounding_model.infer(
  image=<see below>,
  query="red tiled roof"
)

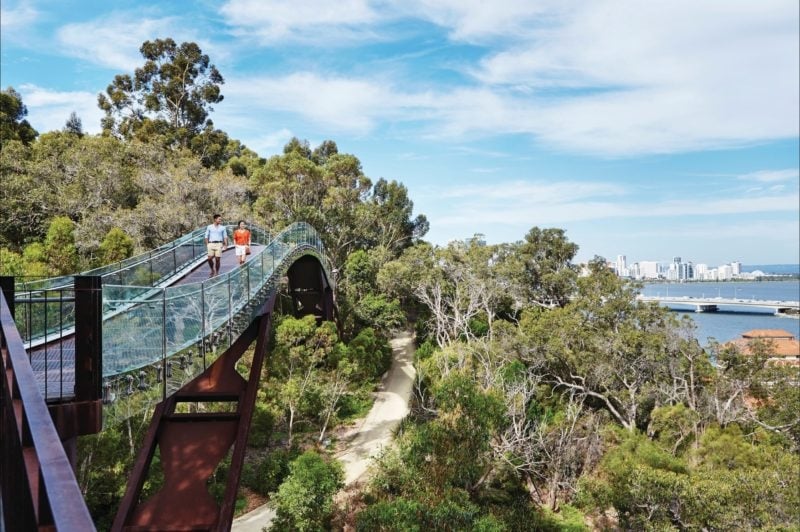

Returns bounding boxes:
[741,329,796,339]
[729,329,800,364]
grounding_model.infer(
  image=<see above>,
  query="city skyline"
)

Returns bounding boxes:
[2,1,798,265]
[613,255,751,269]
[611,253,800,282]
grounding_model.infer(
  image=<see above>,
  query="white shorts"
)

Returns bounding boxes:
[235,245,249,257]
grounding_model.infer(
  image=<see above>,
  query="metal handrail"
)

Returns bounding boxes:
[0,289,96,531]
[13,225,274,347]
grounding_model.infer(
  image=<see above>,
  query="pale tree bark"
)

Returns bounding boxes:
[317,366,351,444]
[495,392,602,511]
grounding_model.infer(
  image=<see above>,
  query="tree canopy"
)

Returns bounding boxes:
[0,87,38,145]
[97,38,234,167]
[250,138,428,270]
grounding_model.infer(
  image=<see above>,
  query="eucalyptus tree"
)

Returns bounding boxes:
[520,259,676,431]
[0,87,38,144]
[44,216,79,274]
[1,132,137,249]
[271,316,339,447]
[97,38,228,165]
[98,227,135,264]
[251,138,427,271]
[92,144,250,251]
[364,179,429,253]
[339,248,405,336]
[64,112,83,136]
[511,226,579,308]
[0,139,49,247]
[391,237,520,347]
[272,451,344,531]
[377,241,436,320]
[579,425,800,530]
[251,141,333,240]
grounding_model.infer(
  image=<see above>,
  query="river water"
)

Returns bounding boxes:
[640,280,800,344]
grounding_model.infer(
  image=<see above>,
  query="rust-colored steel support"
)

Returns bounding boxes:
[112,294,276,532]
[48,276,104,468]
[113,253,334,531]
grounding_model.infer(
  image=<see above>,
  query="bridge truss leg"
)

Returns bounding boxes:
[112,295,276,532]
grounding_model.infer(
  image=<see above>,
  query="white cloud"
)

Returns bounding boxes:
[220,0,381,43]
[18,84,104,135]
[55,14,225,71]
[644,196,800,218]
[223,72,427,134]
[625,220,799,241]
[437,180,622,201]
[460,2,799,155]
[246,128,295,154]
[419,179,799,233]
[739,169,800,183]
[0,1,39,32]
[188,1,800,157]
[400,0,566,43]
[396,152,429,161]
[15,0,796,159]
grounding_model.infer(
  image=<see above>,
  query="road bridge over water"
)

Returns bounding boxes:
[637,295,800,315]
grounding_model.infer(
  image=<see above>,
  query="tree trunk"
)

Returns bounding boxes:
[287,406,295,447]
[318,409,332,444]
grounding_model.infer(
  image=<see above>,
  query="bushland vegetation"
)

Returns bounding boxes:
[350,243,798,530]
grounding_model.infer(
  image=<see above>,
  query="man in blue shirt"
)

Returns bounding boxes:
[204,214,229,276]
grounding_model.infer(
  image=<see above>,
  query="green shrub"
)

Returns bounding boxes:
[242,448,299,496]
[356,498,424,531]
[414,339,437,363]
[247,402,275,448]
[272,451,344,531]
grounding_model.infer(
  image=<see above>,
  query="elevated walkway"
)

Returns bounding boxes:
[12,223,332,426]
[1,222,335,531]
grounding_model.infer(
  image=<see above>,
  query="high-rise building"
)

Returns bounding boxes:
[666,257,680,281]
[718,264,733,280]
[731,261,742,276]
[639,261,660,279]
[680,261,693,280]
[695,263,708,280]
[616,255,628,277]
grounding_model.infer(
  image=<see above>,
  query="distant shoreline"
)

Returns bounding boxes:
[642,276,800,284]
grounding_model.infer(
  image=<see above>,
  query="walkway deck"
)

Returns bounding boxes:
[27,246,263,401]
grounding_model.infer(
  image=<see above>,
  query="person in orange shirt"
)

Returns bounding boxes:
[233,220,251,265]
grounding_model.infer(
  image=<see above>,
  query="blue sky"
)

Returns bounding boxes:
[2,0,798,266]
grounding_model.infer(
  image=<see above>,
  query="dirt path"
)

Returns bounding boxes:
[232,331,416,531]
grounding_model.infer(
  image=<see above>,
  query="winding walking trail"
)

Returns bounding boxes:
[231,331,416,531]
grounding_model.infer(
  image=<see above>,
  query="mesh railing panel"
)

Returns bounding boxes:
[12,225,266,347]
